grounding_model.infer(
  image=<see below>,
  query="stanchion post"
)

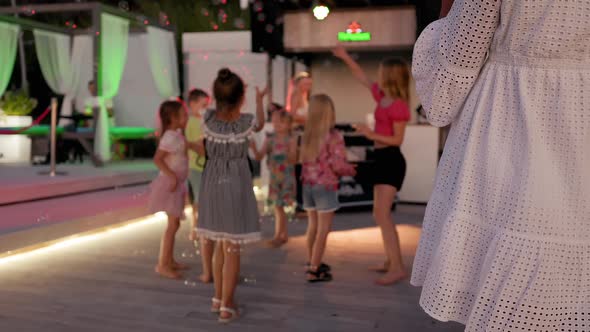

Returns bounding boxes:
[39,98,66,177]
[49,98,57,177]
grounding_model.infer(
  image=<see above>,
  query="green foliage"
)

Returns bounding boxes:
[0,90,38,116]
[136,0,250,33]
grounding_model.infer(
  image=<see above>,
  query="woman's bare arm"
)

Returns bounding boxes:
[332,45,371,89]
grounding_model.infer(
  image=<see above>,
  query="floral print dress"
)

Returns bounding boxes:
[266,134,296,208]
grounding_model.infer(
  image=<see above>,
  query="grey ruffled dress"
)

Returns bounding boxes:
[196,110,261,244]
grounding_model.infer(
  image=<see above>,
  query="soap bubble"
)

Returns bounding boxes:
[257,13,266,22]
[118,1,129,11]
[253,1,263,12]
[36,214,48,223]
[21,6,34,16]
[226,247,244,254]
[265,24,274,33]
[181,250,194,258]
[234,18,246,29]
[242,275,257,285]
[184,279,197,287]
[218,9,227,21]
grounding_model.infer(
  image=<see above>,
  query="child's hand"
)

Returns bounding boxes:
[188,139,206,156]
[256,86,268,102]
[332,44,348,59]
[353,123,373,139]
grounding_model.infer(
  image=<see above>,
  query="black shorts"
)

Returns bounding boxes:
[373,146,406,191]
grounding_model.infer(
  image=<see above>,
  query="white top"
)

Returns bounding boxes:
[411,1,590,330]
[158,129,188,178]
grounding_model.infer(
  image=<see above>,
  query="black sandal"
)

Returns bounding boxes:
[306,269,333,283]
[305,262,331,272]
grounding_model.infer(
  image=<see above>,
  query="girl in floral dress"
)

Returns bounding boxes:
[251,110,297,247]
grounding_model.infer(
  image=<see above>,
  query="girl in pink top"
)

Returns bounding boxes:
[148,100,189,280]
[333,45,411,286]
[299,94,356,282]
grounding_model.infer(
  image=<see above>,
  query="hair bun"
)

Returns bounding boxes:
[218,68,232,80]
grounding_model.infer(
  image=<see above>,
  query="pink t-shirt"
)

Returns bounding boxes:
[371,83,410,136]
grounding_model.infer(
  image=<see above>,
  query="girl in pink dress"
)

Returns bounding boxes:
[148,100,189,280]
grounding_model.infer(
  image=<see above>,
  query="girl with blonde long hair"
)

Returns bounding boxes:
[300,94,356,283]
[333,45,411,286]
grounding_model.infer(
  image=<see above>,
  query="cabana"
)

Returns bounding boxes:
[0,3,179,166]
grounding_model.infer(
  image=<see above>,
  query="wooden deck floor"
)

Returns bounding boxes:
[0,205,464,332]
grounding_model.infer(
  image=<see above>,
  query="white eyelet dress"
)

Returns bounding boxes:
[196,110,261,244]
[411,1,590,331]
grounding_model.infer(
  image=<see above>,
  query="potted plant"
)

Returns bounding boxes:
[0,90,38,163]
[0,90,38,120]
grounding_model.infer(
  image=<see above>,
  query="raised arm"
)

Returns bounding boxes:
[412,0,501,127]
[332,45,371,89]
[250,139,268,161]
[254,87,268,132]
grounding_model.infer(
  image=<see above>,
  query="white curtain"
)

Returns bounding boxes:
[33,30,85,124]
[95,13,129,162]
[71,36,93,113]
[0,22,20,98]
[146,26,180,99]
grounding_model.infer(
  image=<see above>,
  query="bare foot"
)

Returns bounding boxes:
[375,270,407,286]
[368,261,390,273]
[265,238,288,248]
[199,273,213,283]
[155,265,182,279]
[172,261,190,270]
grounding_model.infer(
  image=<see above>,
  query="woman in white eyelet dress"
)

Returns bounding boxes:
[411,1,590,331]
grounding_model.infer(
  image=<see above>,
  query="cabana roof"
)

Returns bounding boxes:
[0,2,175,33]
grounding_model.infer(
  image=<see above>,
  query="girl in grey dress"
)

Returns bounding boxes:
[195,68,266,324]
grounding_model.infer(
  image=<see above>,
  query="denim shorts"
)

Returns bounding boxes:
[302,184,339,213]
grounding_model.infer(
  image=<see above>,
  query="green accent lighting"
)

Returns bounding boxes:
[338,31,371,42]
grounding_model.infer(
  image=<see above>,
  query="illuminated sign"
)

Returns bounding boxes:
[338,21,371,42]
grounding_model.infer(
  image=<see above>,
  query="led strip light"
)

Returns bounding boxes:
[0,186,268,265]
[0,209,191,265]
